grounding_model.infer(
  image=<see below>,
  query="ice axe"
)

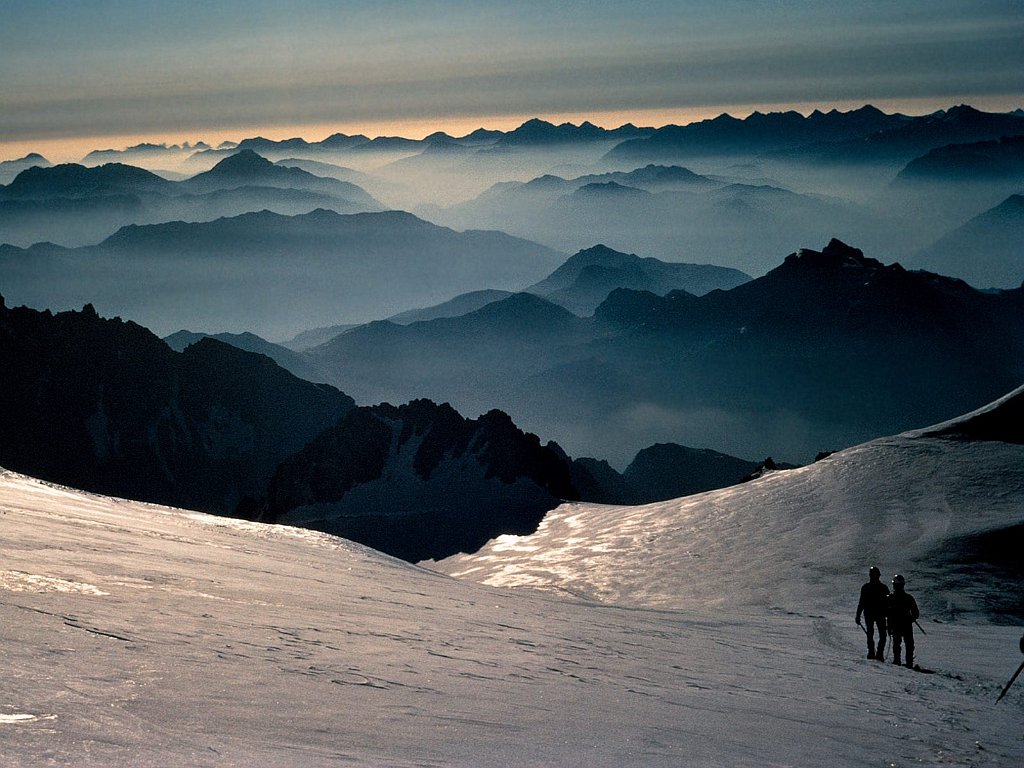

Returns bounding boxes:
[996,635,1024,704]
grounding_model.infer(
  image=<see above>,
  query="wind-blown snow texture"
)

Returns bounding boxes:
[2,391,1023,766]
[434,389,1024,620]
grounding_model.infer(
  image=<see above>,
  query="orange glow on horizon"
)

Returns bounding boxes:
[2,95,1020,165]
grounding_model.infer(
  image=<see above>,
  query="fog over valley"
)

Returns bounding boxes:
[2,3,1023,764]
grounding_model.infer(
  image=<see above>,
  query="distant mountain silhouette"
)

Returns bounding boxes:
[605,105,1024,173]
[894,135,1024,183]
[180,150,381,207]
[604,105,907,164]
[621,444,761,502]
[577,164,718,191]
[790,106,1024,168]
[876,135,1024,236]
[163,330,325,382]
[307,292,588,411]
[0,153,52,185]
[260,399,581,561]
[428,168,869,275]
[0,295,354,514]
[281,323,360,352]
[494,119,653,148]
[308,239,1024,466]
[82,142,210,166]
[0,154,384,247]
[0,208,565,339]
[2,162,174,199]
[387,289,516,324]
[527,244,749,315]
[913,195,1024,288]
[274,157,368,184]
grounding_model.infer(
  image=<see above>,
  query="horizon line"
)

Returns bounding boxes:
[2,96,1021,165]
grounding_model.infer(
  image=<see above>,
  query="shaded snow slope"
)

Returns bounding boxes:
[432,421,1024,622]
[4,467,1023,766]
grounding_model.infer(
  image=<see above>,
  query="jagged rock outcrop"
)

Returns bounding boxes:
[261,399,580,561]
[0,296,353,512]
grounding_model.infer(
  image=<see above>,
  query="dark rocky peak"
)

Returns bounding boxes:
[0,298,354,515]
[470,292,579,328]
[459,127,504,142]
[593,287,679,327]
[261,398,579,560]
[4,152,50,163]
[6,162,169,197]
[525,174,568,190]
[629,164,707,183]
[471,408,577,496]
[318,133,370,149]
[565,244,638,269]
[572,181,649,197]
[498,118,621,146]
[205,149,275,174]
[779,239,883,273]
[940,104,985,122]
[623,443,761,501]
[236,136,312,152]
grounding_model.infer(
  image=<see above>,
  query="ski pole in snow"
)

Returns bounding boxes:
[996,635,1024,703]
[996,661,1024,703]
[914,619,927,636]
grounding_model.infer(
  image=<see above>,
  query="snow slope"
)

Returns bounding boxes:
[2,387,1024,766]
[432,395,1024,622]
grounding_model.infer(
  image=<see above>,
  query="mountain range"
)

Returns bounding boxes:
[0,153,53,185]
[0,208,565,339]
[912,194,1024,288]
[260,399,582,561]
[307,239,1024,466]
[3,383,1022,765]
[605,105,1024,171]
[0,295,354,514]
[423,165,876,275]
[0,151,384,247]
[433,385,1024,622]
[7,293,768,560]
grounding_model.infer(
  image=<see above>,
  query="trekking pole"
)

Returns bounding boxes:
[996,661,1024,703]
[996,636,1024,703]
[914,620,927,636]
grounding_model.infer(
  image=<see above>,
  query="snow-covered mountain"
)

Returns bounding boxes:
[3,391,1023,765]
[3,390,1024,765]
[431,386,1024,623]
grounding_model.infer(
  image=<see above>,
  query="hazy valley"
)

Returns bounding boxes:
[2,100,1023,766]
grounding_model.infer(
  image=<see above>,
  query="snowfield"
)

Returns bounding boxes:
[2,398,1023,765]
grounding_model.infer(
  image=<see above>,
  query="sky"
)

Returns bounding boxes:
[1,0,1022,161]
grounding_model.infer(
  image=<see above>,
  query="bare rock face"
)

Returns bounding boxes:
[0,296,354,513]
[262,399,580,562]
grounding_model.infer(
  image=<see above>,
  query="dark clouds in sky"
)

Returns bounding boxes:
[2,0,1021,141]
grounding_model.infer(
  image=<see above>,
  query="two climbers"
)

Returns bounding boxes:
[856,567,920,668]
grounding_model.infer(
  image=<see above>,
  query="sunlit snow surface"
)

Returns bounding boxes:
[433,435,1024,619]
[3,435,1023,766]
